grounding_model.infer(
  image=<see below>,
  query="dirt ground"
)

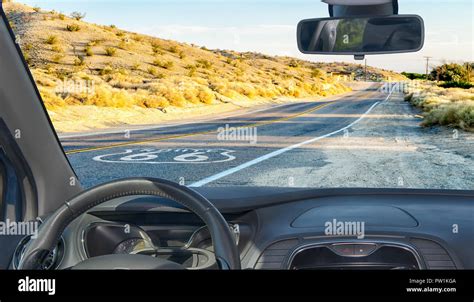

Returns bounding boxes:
[307,92,474,190]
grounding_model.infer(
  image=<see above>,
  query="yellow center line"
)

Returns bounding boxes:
[65,101,333,155]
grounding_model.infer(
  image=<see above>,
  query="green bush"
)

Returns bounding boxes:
[401,72,427,80]
[430,63,469,82]
[439,81,473,89]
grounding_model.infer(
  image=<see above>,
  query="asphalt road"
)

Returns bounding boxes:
[62,83,392,188]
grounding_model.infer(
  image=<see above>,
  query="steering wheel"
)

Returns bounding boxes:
[18,178,241,270]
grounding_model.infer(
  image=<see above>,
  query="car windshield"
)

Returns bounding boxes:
[5,0,473,190]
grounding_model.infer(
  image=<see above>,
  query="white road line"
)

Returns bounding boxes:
[58,102,296,139]
[190,86,395,187]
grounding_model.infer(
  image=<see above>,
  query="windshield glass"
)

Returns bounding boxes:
[5,0,473,190]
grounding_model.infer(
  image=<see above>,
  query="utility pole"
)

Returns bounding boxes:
[424,56,432,80]
[365,58,368,82]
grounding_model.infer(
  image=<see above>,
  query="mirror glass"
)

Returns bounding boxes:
[298,15,424,54]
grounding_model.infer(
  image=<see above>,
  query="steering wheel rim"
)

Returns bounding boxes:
[18,178,241,270]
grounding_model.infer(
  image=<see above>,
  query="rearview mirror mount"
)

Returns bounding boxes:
[297,15,424,58]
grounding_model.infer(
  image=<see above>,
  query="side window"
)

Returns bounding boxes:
[0,150,4,220]
[0,147,22,221]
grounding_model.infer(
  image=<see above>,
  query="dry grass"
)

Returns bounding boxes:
[104,47,117,57]
[406,82,474,131]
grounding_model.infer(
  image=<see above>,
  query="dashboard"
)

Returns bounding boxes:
[16,187,473,270]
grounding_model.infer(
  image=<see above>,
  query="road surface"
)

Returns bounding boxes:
[61,83,474,190]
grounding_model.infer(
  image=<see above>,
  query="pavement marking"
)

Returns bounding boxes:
[189,87,395,187]
[64,102,333,155]
[92,148,236,164]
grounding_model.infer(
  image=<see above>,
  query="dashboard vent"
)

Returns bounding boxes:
[410,238,456,269]
[255,239,299,269]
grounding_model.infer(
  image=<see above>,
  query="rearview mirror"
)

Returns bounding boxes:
[297,15,424,55]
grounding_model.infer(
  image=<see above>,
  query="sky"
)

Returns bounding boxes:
[18,0,474,73]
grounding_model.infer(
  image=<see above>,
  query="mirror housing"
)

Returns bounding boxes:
[297,15,424,56]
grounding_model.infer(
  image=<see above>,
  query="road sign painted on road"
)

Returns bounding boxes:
[93,148,236,164]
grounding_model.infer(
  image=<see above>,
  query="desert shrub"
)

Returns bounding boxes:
[169,45,179,53]
[407,84,474,131]
[70,11,86,21]
[51,53,64,63]
[88,39,103,47]
[33,6,41,13]
[423,103,474,130]
[196,59,212,69]
[23,51,31,64]
[116,32,125,38]
[23,43,33,51]
[198,88,215,104]
[99,65,113,75]
[118,40,130,50]
[40,90,67,109]
[85,87,131,107]
[142,95,169,108]
[311,68,324,78]
[84,46,94,56]
[151,42,164,55]
[163,89,186,107]
[147,67,165,78]
[179,51,186,59]
[58,13,65,20]
[66,24,80,32]
[51,45,63,53]
[147,66,157,76]
[131,63,140,71]
[181,86,199,103]
[132,34,143,42]
[73,56,86,66]
[104,47,117,56]
[153,59,174,69]
[288,60,300,68]
[46,35,58,45]
[187,66,197,77]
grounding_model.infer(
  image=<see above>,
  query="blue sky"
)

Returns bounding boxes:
[19,0,473,73]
